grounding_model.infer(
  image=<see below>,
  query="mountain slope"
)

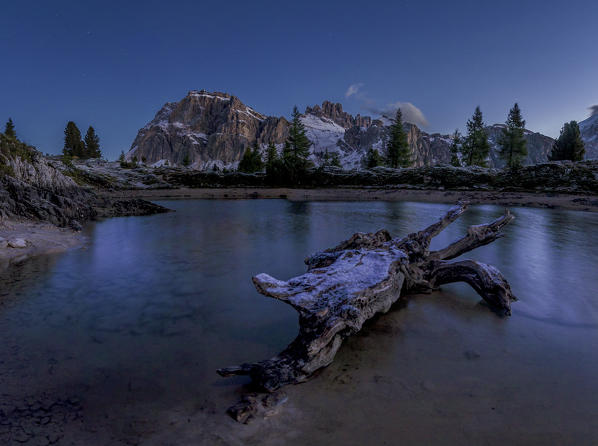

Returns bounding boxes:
[128,91,555,169]
[580,113,598,159]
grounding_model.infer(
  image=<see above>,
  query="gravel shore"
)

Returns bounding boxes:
[0,220,85,269]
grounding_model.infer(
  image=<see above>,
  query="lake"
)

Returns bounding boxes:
[1,200,597,445]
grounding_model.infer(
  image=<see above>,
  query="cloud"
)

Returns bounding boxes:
[364,101,429,128]
[345,83,363,98]
[344,83,429,128]
[590,105,598,117]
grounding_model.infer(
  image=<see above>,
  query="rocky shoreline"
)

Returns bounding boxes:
[107,187,598,213]
[50,157,598,213]
[0,137,171,269]
[0,220,86,269]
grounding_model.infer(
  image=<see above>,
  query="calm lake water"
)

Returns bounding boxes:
[1,200,597,445]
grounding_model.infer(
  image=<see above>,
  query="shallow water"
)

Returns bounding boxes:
[1,200,597,445]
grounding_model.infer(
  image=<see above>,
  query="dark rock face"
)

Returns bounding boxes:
[94,197,169,219]
[0,148,97,226]
[129,91,556,169]
[0,175,96,228]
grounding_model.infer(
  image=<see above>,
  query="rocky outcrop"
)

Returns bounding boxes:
[0,138,96,227]
[128,91,556,170]
[305,101,371,128]
[0,135,169,228]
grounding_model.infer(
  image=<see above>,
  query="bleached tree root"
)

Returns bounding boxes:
[218,202,515,422]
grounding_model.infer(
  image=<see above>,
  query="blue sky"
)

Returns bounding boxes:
[1,0,597,160]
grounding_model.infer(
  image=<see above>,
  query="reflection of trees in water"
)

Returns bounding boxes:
[384,201,408,223]
[0,254,59,307]
[384,201,451,237]
[287,201,310,216]
[286,201,311,250]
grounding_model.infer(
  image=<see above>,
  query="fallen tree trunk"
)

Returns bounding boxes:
[218,202,516,422]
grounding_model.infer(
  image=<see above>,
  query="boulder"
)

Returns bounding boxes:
[8,238,27,248]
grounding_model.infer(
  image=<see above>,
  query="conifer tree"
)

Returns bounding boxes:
[238,147,254,173]
[461,106,490,167]
[385,109,411,168]
[265,141,285,181]
[251,141,264,172]
[498,103,527,169]
[449,129,462,167]
[238,141,264,173]
[320,150,330,168]
[363,148,383,168]
[182,153,191,167]
[283,106,313,174]
[329,151,341,168]
[549,121,585,162]
[4,118,16,138]
[265,142,278,170]
[319,150,342,169]
[84,126,101,158]
[63,121,84,158]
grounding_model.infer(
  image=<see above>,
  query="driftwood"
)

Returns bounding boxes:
[218,203,516,422]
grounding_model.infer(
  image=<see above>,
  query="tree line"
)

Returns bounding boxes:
[363,104,586,170]
[62,121,101,159]
[1,118,102,160]
[238,106,337,183]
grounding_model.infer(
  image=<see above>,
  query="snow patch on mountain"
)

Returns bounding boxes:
[188,91,230,101]
[301,114,346,156]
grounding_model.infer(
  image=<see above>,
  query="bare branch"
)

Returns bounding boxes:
[429,210,514,261]
[427,259,516,315]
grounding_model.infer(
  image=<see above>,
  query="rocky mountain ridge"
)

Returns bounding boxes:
[128,90,565,170]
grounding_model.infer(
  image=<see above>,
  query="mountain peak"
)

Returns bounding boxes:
[305,100,372,129]
[186,90,232,101]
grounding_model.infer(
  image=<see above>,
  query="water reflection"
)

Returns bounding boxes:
[0,200,597,444]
